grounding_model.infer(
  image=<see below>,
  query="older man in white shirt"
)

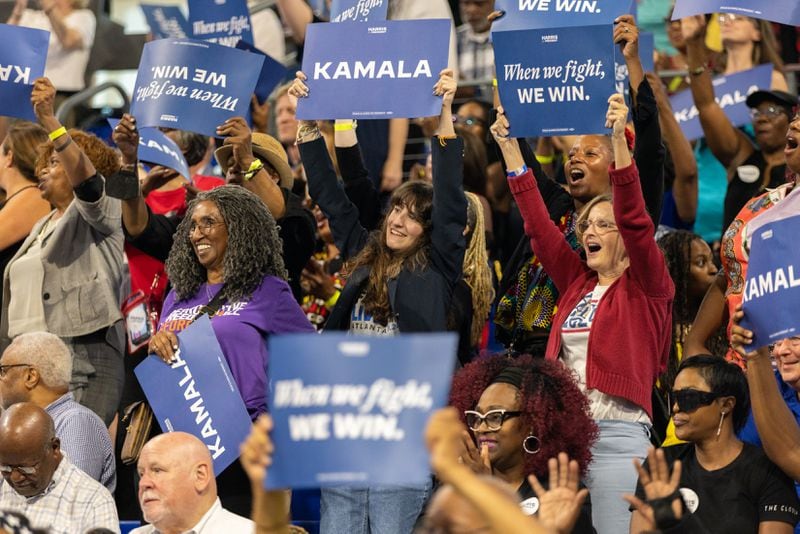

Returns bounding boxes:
[132,432,253,534]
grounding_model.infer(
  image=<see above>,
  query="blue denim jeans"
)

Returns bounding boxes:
[585,420,651,534]
[320,480,432,534]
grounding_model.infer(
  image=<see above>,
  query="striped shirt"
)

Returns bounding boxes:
[0,456,119,534]
[456,24,494,83]
[45,392,116,493]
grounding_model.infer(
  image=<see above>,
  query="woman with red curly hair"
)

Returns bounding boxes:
[449,353,598,533]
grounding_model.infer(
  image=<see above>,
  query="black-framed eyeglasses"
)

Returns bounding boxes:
[750,105,788,121]
[0,364,31,377]
[464,409,522,431]
[669,388,720,415]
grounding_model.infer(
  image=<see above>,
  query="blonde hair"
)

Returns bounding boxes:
[575,193,613,243]
[463,192,494,347]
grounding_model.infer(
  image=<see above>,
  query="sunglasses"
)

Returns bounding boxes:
[749,105,788,121]
[669,388,720,415]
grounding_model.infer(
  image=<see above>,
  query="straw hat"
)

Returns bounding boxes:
[215,132,294,189]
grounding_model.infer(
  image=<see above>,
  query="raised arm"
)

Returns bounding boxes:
[429,69,467,286]
[291,73,369,260]
[39,0,94,51]
[607,94,672,297]
[111,113,149,238]
[334,120,382,231]
[276,0,314,45]
[731,309,800,481]
[648,73,698,224]
[216,117,286,219]
[685,274,727,356]
[614,14,645,106]
[682,15,753,170]
[32,78,96,186]
[490,108,587,293]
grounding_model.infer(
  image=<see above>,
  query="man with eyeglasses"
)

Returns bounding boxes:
[0,332,115,493]
[0,402,118,533]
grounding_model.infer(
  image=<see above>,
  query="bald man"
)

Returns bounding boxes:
[132,432,254,533]
[0,403,119,534]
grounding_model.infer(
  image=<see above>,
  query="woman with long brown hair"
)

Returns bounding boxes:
[290,68,467,533]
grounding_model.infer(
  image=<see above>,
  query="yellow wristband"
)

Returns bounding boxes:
[334,120,357,132]
[48,126,67,142]
[535,153,555,165]
[492,78,498,87]
[324,289,341,309]
[243,159,264,181]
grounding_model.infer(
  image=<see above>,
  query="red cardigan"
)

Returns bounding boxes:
[507,162,674,419]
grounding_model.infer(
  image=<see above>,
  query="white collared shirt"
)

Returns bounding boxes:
[130,498,254,533]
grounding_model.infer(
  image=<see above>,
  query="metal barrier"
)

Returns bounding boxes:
[55,81,131,127]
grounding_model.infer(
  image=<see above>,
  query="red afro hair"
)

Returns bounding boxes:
[449,354,598,479]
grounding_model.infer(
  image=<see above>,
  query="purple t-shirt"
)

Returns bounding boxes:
[158,276,314,418]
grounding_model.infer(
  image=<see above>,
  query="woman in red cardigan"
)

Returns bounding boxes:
[489,94,674,534]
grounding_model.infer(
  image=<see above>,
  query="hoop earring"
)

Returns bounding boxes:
[716,411,727,439]
[523,435,541,454]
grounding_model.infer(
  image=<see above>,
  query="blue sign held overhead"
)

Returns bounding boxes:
[330,0,388,22]
[130,38,264,136]
[0,24,49,121]
[740,213,800,349]
[235,40,288,104]
[492,0,634,32]
[668,63,773,141]
[493,24,617,138]
[135,315,252,476]
[140,4,190,39]
[266,333,457,489]
[297,19,451,120]
[108,118,191,179]
[189,0,253,47]
[672,0,800,28]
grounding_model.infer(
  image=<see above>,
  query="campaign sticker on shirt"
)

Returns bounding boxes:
[737,164,761,184]
[520,496,540,516]
[679,487,700,513]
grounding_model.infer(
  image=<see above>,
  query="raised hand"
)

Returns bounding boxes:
[216,116,255,182]
[489,106,515,148]
[240,414,275,486]
[680,15,707,43]
[530,452,589,534]
[613,14,640,60]
[605,93,629,137]
[288,70,309,99]
[623,447,683,530]
[459,429,493,476]
[112,113,139,166]
[425,407,471,483]
[31,77,57,125]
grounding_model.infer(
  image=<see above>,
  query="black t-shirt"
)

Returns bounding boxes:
[518,478,596,534]
[635,443,800,532]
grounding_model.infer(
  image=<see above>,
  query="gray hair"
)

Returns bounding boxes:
[6,333,72,390]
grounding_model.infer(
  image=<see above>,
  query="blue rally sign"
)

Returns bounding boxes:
[330,0,388,22]
[108,118,191,179]
[297,19,451,120]
[130,38,263,136]
[266,333,457,489]
[668,63,772,141]
[0,24,49,121]
[672,0,800,28]
[492,0,634,31]
[140,4,190,39]
[740,213,800,349]
[234,40,288,104]
[493,24,617,137]
[135,315,252,476]
[188,0,253,47]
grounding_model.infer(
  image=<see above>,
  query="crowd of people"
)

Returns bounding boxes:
[0,0,799,533]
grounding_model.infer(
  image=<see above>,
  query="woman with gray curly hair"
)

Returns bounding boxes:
[148,184,314,421]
